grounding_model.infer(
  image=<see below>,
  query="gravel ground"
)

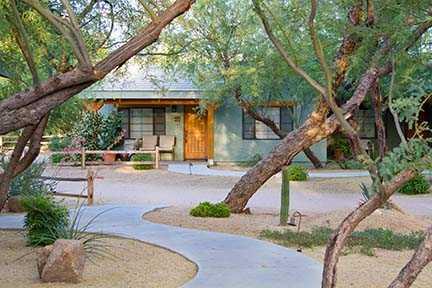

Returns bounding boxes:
[144,207,432,288]
[43,165,432,216]
[0,230,196,288]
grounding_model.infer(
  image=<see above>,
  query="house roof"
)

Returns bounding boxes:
[83,64,203,100]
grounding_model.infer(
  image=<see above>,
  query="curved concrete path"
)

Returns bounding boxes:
[0,205,322,288]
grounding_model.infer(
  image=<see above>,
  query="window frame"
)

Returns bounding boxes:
[242,107,293,140]
[120,107,166,139]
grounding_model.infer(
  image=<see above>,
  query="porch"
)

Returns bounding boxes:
[102,99,215,162]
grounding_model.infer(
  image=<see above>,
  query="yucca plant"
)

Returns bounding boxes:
[22,194,116,262]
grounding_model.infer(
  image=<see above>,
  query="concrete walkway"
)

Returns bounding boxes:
[168,163,370,178]
[0,205,322,288]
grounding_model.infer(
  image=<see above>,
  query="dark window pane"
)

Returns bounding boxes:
[153,108,166,135]
[280,107,294,134]
[119,108,130,138]
[242,111,255,139]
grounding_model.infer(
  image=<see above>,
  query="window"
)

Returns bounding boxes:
[119,108,166,139]
[243,107,293,140]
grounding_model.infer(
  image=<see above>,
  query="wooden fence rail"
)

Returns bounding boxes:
[41,169,95,205]
[0,135,63,151]
[52,147,160,169]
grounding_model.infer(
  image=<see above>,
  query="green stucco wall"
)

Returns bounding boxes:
[213,103,327,165]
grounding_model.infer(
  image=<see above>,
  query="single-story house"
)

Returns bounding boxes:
[83,66,327,165]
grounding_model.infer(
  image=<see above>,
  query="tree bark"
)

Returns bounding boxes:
[224,67,381,212]
[322,168,418,288]
[0,114,49,211]
[0,0,195,135]
[371,83,387,158]
[388,225,432,288]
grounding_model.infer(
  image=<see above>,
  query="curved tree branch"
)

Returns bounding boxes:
[8,0,40,85]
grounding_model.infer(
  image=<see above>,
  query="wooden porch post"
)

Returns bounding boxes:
[207,105,215,165]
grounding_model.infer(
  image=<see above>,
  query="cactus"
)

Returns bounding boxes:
[280,168,290,226]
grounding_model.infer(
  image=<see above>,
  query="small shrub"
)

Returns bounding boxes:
[21,194,69,246]
[285,164,308,181]
[338,159,366,170]
[398,175,430,195]
[190,201,230,218]
[131,154,154,170]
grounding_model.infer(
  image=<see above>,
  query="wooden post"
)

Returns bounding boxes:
[87,169,94,206]
[81,146,86,169]
[155,146,160,169]
[0,136,2,151]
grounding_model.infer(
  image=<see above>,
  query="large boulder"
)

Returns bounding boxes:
[39,239,86,283]
[36,245,53,277]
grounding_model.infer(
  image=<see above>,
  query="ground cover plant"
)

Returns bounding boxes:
[190,202,231,218]
[398,175,430,195]
[131,154,154,170]
[261,227,425,256]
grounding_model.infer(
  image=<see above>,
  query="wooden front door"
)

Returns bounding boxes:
[184,106,207,160]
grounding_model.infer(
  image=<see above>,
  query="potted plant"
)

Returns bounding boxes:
[98,113,123,164]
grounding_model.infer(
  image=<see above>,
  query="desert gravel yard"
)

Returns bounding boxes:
[44,165,432,216]
[144,207,432,288]
[0,230,196,288]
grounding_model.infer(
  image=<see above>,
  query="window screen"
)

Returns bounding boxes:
[122,108,165,139]
[242,107,293,140]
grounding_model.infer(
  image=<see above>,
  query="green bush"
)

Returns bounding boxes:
[285,164,308,181]
[21,194,69,246]
[0,158,52,197]
[131,154,154,170]
[190,201,230,218]
[398,175,430,195]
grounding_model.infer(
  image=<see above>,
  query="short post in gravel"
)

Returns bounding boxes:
[279,165,308,226]
[280,167,290,226]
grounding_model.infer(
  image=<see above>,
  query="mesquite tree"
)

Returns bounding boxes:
[0,0,195,210]
[224,0,432,214]
[243,1,432,287]
[150,0,323,167]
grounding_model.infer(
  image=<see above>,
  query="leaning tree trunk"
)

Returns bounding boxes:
[224,67,382,212]
[0,115,48,211]
[224,105,332,212]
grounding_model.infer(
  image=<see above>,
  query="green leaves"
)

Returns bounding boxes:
[378,139,432,181]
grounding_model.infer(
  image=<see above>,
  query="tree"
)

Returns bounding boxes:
[151,0,323,167]
[224,0,432,214]
[232,1,432,287]
[0,0,195,210]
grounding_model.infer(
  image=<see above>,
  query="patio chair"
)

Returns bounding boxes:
[140,135,158,151]
[158,135,176,160]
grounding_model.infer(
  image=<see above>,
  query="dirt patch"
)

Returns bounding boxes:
[0,230,196,288]
[304,247,432,288]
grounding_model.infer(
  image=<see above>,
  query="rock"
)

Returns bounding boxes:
[41,239,86,283]
[36,245,54,277]
[7,196,25,213]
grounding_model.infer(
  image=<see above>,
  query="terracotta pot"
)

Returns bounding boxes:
[7,196,25,213]
[102,153,116,164]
